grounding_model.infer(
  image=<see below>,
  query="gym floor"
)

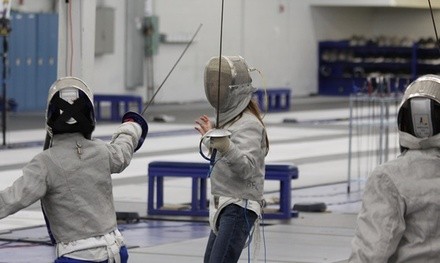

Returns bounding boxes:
[0,95,398,262]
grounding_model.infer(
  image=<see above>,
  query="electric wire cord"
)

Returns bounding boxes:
[244,200,251,263]
[261,209,267,263]
[199,139,211,162]
[198,139,222,178]
[0,242,41,249]
[428,0,440,53]
[252,68,269,119]
[243,200,268,263]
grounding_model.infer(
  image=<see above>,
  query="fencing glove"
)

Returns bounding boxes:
[210,136,230,153]
[122,111,148,152]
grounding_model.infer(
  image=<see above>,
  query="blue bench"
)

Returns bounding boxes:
[94,94,143,121]
[147,161,299,219]
[254,88,291,112]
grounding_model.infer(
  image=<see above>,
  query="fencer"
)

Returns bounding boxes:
[0,77,147,263]
[349,74,440,262]
[195,56,269,263]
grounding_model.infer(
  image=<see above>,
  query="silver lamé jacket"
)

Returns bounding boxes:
[349,131,440,262]
[209,111,268,202]
[0,122,141,243]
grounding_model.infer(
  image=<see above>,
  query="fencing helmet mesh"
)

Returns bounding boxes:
[46,77,95,139]
[397,74,440,150]
[204,55,256,126]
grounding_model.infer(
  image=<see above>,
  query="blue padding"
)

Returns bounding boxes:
[149,161,209,170]
[266,164,298,177]
[149,161,298,178]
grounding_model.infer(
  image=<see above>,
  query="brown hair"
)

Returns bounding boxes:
[248,99,270,154]
[221,98,270,154]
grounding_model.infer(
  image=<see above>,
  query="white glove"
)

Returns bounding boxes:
[111,122,142,145]
[210,136,230,153]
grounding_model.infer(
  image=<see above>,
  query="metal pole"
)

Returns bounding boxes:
[384,98,390,162]
[347,95,354,193]
[1,35,6,146]
[378,97,384,164]
[146,56,154,102]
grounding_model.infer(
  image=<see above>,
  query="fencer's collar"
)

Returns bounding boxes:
[399,130,440,149]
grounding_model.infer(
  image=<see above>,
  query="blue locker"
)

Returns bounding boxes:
[23,13,37,111]
[13,13,24,111]
[9,12,37,112]
[9,12,26,111]
[36,13,58,111]
[0,35,5,111]
[8,12,56,112]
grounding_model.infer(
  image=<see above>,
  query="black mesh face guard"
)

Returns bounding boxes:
[398,99,440,138]
[47,91,95,139]
[398,100,414,137]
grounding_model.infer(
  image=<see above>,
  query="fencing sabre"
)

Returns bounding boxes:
[428,0,440,53]
[0,0,11,147]
[199,0,232,167]
[141,23,203,114]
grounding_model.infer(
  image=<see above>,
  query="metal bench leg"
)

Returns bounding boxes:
[200,177,207,210]
[280,179,291,218]
[148,175,155,213]
[192,177,199,212]
[157,177,164,209]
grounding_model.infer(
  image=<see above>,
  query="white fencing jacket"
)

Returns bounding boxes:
[0,122,141,245]
[209,111,267,202]
[349,131,440,262]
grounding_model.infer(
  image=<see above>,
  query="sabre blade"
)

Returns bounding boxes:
[141,23,203,115]
[428,0,440,53]
[216,0,225,129]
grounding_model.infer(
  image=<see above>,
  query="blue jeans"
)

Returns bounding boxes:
[54,246,128,263]
[204,204,257,263]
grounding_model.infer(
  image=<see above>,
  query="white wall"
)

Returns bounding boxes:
[128,1,440,103]
[13,0,440,103]
[310,6,436,40]
[92,0,126,94]
[149,0,318,103]
[12,0,55,13]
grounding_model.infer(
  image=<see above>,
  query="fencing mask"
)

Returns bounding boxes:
[46,77,95,139]
[204,55,256,126]
[397,74,440,150]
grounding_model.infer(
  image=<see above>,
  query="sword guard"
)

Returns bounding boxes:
[203,128,231,138]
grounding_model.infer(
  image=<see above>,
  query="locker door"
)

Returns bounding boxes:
[36,13,58,111]
[23,13,37,111]
[9,12,25,112]
[9,13,38,112]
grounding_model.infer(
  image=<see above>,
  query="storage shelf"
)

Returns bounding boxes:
[318,39,440,95]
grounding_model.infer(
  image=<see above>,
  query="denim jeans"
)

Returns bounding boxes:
[54,246,129,263]
[204,204,257,263]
